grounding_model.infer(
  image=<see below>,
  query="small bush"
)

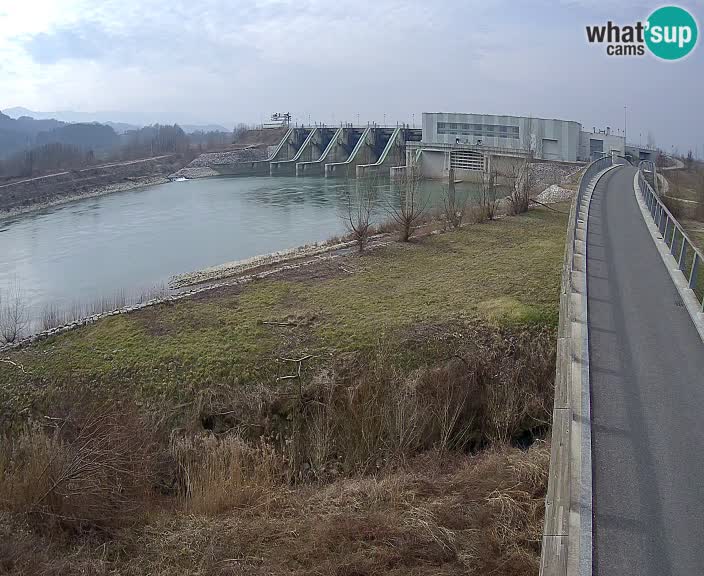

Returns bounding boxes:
[0,402,159,531]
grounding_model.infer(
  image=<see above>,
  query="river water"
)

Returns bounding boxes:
[0,175,483,332]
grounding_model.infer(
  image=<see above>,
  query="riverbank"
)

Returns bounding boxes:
[0,154,183,218]
[0,203,566,574]
[0,175,169,219]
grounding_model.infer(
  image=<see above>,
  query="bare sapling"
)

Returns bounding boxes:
[0,281,29,344]
[443,168,468,229]
[342,175,377,252]
[387,165,427,241]
[502,159,532,215]
[479,168,498,221]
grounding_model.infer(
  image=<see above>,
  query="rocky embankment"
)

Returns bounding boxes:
[170,148,268,179]
[530,161,582,189]
[0,155,183,217]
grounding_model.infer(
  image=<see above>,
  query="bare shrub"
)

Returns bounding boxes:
[0,401,159,531]
[40,303,65,331]
[479,168,498,221]
[443,168,468,229]
[171,434,283,515]
[0,282,29,344]
[501,160,533,216]
[341,176,376,252]
[277,328,554,478]
[386,165,428,241]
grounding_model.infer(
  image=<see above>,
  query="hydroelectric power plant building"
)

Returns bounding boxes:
[413,112,628,179]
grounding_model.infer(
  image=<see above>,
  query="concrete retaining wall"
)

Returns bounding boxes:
[540,160,618,576]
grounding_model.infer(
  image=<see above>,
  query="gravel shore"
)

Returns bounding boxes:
[0,175,169,220]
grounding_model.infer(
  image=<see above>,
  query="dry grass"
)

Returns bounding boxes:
[171,434,283,515]
[0,444,549,576]
[0,401,158,532]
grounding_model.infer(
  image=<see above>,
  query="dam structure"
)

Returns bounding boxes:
[296,126,366,176]
[269,127,337,176]
[205,125,421,179]
[212,127,310,176]
[356,127,422,178]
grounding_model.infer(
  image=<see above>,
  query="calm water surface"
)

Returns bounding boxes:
[0,176,482,330]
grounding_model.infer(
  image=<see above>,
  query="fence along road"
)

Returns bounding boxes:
[588,163,704,575]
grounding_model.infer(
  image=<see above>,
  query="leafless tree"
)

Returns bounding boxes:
[0,281,29,344]
[478,167,499,221]
[500,159,533,215]
[342,175,377,252]
[387,165,427,242]
[442,168,469,229]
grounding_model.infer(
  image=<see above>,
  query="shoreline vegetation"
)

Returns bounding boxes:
[0,199,569,574]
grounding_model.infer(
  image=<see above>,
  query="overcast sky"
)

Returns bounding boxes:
[1,0,702,153]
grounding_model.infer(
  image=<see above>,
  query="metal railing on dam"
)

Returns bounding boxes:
[540,153,614,576]
[637,160,704,308]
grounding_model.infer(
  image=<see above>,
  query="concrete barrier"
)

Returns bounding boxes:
[540,160,619,576]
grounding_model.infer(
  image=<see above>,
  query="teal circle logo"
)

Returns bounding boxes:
[645,6,698,60]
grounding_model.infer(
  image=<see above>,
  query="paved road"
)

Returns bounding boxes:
[588,164,704,576]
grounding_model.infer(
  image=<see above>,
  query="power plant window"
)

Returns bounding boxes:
[438,122,519,140]
[450,150,485,171]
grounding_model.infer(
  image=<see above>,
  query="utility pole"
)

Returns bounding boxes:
[624,105,627,145]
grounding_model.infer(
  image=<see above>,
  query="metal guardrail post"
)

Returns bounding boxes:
[679,241,688,271]
[671,229,679,256]
[690,255,699,290]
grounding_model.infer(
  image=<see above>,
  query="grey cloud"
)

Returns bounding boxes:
[24,22,108,64]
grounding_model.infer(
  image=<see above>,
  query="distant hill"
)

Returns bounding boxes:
[0,111,119,158]
[3,108,229,134]
[3,107,140,133]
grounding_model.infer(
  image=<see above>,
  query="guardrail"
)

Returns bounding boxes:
[637,161,704,306]
[578,153,613,204]
[540,152,613,576]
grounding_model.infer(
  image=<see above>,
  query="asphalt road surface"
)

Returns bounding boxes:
[588,164,704,575]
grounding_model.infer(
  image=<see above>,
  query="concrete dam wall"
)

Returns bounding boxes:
[197,126,422,179]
